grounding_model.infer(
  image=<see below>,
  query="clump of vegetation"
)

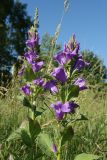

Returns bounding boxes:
[0,0,107,160]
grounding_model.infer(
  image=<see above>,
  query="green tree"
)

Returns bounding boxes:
[82,50,107,84]
[0,0,32,86]
[41,33,62,55]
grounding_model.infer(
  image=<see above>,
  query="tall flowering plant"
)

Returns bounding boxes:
[8,7,100,160]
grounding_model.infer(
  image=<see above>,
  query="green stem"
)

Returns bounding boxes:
[57,153,61,160]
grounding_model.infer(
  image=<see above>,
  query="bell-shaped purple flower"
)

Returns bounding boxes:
[21,85,32,95]
[74,56,90,71]
[63,101,78,114]
[34,78,44,86]
[24,51,39,64]
[51,101,64,120]
[54,51,66,65]
[32,61,44,72]
[64,34,80,53]
[26,32,39,49]
[43,80,58,93]
[52,144,58,153]
[51,101,78,120]
[54,41,80,65]
[74,78,87,91]
[51,67,67,83]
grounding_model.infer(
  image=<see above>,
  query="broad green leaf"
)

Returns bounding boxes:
[74,153,101,160]
[28,117,41,139]
[37,133,54,156]
[67,85,79,101]
[23,97,32,108]
[21,130,32,147]
[61,126,74,146]
[7,128,22,141]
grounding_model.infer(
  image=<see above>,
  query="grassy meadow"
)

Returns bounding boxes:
[0,81,107,160]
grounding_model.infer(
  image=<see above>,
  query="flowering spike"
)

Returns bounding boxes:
[64,0,70,12]
[34,8,39,30]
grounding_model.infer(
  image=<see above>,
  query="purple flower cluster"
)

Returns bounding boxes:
[49,35,89,120]
[51,101,78,120]
[54,35,80,66]
[21,29,44,94]
[20,31,88,121]
[26,31,39,49]
[33,78,58,94]
[54,35,90,71]
[24,32,44,72]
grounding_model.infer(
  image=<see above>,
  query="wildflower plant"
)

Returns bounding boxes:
[7,3,100,160]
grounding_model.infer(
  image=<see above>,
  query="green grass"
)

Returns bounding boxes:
[0,85,107,160]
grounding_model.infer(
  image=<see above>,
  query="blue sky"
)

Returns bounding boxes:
[21,0,107,67]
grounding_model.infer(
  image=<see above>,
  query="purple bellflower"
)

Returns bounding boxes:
[51,101,78,120]
[34,78,44,86]
[54,35,80,65]
[74,78,87,91]
[32,61,44,72]
[51,67,67,83]
[52,144,58,153]
[43,80,58,93]
[51,101,64,120]
[54,45,79,66]
[74,56,90,71]
[63,101,78,114]
[54,51,66,65]
[21,85,32,95]
[24,51,39,64]
[26,32,39,49]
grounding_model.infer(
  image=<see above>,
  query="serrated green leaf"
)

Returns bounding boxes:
[74,153,101,160]
[28,117,41,139]
[67,85,79,101]
[61,126,74,146]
